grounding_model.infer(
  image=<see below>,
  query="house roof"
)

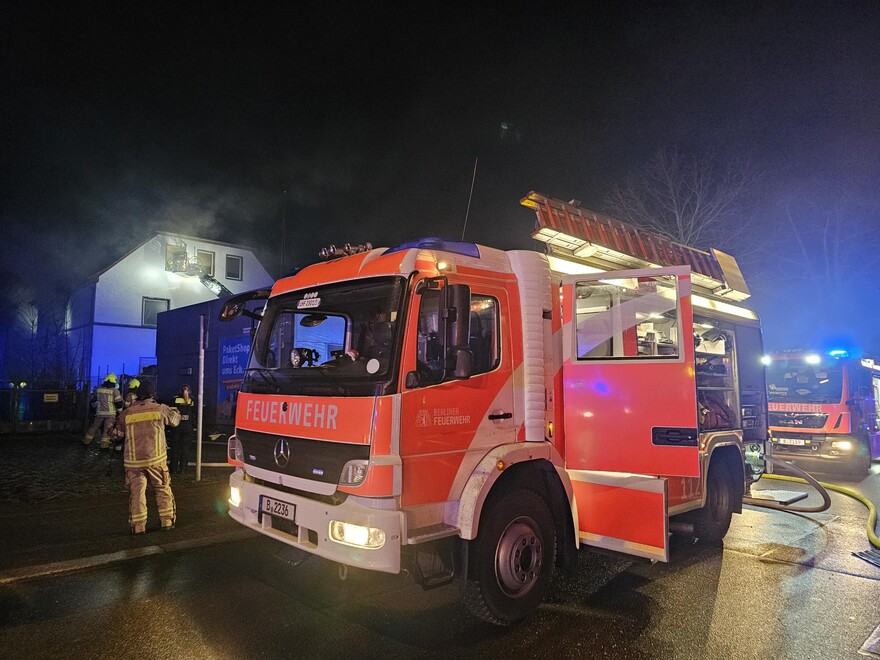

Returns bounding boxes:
[82,231,266,285]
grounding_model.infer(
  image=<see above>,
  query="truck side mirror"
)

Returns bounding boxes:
[446,284,473,379]
[452,348,473,380]
[219,289,270,322]
[405,371,420,389]
[446,284,471,346]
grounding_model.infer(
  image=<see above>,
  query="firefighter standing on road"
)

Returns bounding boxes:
[112,379,180,535]
[83,374,123,449]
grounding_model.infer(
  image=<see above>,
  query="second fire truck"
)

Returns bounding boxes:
[222,193,769,624]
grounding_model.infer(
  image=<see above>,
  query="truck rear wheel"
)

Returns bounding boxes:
[461,488,556,625]
[692,461,735,544]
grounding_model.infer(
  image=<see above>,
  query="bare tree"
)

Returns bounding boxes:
[605,147,761,262]
[775,195,878,306]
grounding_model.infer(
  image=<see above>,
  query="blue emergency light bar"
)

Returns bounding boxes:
[828,349,850,359]
[385,237,481,259]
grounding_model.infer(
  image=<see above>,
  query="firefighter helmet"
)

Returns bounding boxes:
[105,373,118,384]
[128,378,140,390]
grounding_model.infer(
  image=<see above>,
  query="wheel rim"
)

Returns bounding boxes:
[494,517,543,598]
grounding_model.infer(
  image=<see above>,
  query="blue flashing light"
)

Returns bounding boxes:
[827,349,850,359]
[594,381,611,395]
[385,237,481,259]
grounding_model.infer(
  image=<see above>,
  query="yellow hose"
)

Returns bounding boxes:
[763,473,879,549]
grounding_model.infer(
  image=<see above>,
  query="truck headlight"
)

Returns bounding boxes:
[339,460,368,486]
[228,435,244,464]
[229,486,241,508]
[328,521,386,549]
[831,440,853,451]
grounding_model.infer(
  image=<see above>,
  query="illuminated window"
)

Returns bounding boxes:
[197,250,215,277]
[226,254,243,281]
[142,297,169,327]
[575,274,680,360]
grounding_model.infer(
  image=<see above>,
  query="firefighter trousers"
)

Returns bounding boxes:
[85,416,116,448]
[125,465,175,533]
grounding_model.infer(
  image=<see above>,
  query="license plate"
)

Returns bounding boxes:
[260,496,295,521]
[778,438,806,446]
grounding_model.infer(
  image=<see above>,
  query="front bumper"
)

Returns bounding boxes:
[228,469,404,574]
[770,433,863,469]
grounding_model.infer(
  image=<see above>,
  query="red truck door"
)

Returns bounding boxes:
[559,266,700,561]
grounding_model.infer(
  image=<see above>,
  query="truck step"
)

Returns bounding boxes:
[748,489,809,505]
[407,523,460,544]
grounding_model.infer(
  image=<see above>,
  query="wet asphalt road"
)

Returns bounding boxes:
[1,468,878,659]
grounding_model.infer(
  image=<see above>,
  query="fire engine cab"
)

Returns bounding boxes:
[222,192,769,624]
[767,350,880,475]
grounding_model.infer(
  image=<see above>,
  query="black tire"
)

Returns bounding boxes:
[692,461,735,543]
[845,440,872,479]
[461,488,556,625]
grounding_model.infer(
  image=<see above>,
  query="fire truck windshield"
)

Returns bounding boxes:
[244,276,406,396]
[766,359,844,404]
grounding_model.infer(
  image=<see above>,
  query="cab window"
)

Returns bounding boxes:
[415,291,499,385]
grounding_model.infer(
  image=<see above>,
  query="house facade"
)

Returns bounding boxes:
[67,233,274,384]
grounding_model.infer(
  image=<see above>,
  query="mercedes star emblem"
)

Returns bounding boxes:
[273,438,290,468]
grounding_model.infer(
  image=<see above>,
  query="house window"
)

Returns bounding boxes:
[142,297,170,327]
[226,254,243,281]
[197,250,215,277]
[166,245,187,272]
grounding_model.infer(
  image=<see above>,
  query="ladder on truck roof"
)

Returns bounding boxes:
[521,191,750,301]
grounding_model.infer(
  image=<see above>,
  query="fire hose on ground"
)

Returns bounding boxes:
[743,456,880,557]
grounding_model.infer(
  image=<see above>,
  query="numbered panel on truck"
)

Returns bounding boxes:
[559,266,700,562]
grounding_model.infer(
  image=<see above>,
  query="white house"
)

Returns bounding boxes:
[66,232,274,383]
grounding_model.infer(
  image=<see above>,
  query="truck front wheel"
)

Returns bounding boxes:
[845,439,872,478]
[692,461,735,543]
[461,488,556,625]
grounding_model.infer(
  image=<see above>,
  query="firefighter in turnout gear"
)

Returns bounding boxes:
[168,384,195,474]
[112,379,181,535]
[83,374,123,449]
[123,378,140,409]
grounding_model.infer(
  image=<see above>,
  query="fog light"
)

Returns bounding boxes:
[831,440,853,452]
[229,486,241,508]
[328,521,386,549]
[339,460,368,486]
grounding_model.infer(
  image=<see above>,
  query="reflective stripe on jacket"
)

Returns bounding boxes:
[93,386,122,417]
[174,397,196,430]
[114,399,181,469]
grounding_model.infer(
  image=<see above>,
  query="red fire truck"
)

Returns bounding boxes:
[222,193,768,624]
[767,350,880,476]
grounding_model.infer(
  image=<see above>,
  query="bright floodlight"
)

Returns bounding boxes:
[805,354,821,365]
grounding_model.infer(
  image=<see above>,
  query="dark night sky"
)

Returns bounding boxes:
[2,2,879,351]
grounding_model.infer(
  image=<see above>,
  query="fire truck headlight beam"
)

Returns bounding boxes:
[329,521,386,549]
[831,440,853,452]
[229,486,241,508]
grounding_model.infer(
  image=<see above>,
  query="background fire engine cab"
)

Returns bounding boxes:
[224,192,769,625]
[766,350,880,475]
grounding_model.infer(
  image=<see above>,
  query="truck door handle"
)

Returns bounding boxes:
[488,412,512,420]
[652,426,699,446]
